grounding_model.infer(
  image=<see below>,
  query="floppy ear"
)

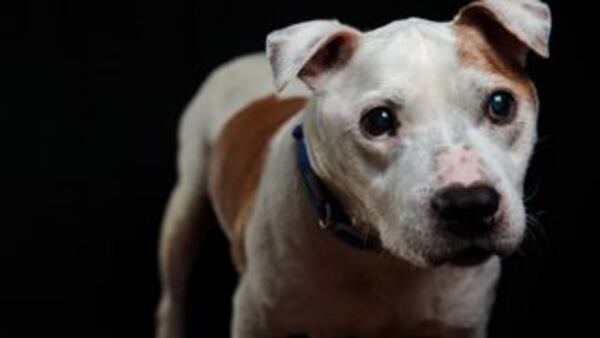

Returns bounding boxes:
[454,0,551,65]
[266,20,361,91]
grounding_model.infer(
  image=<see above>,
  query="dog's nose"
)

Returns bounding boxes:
[431,185,500,237]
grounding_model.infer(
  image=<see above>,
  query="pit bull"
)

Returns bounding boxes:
[156,0,551,337]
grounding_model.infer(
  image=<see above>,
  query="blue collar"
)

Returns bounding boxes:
[292,125,381,251]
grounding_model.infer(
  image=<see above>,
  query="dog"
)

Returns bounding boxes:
[156,0,551,337]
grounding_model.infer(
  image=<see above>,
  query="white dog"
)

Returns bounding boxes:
[156,0,551,337]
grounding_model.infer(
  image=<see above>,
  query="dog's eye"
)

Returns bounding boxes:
[487,91,516,125]
[360,107,399,137]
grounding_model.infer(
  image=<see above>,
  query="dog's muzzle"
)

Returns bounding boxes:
[429,183,503,266]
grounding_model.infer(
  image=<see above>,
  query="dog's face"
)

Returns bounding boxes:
[267,0,551,267]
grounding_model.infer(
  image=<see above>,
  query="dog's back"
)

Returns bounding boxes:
[178,54,308,155]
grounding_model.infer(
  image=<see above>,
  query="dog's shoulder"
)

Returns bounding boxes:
[208,94,307,271]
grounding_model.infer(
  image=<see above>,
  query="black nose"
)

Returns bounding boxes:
[431,185,501,238]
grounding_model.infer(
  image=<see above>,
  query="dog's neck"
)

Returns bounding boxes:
[254,107,382,259]
[291,123,382,251]
[256,103,414,268]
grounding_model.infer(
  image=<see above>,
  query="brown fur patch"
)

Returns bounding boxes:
[454,20,537,108]
[207,95,307,272]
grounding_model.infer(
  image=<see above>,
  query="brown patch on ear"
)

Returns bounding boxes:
[207,95,307,272]
[454,21,538,108]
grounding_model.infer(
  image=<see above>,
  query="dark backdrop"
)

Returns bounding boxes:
[4,0,598,337]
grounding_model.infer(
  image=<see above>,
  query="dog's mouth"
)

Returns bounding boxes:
[425,239,507,267]
[424,244,496,268]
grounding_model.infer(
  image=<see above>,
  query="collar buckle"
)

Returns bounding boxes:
[318,204,332,229]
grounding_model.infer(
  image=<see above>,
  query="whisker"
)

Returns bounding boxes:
[524,179,543,203]
[521,210,548,258]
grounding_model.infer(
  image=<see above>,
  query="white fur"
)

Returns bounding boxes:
[157,1,551,337]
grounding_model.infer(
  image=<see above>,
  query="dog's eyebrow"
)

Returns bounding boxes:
[387,91,406,108]
[463,70,529,100]
[356,87,406,109]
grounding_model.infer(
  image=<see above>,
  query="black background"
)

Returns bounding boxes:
[4,0,598,337]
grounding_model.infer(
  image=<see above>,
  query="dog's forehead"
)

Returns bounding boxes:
[334,18,462,101]
[324,17,535,115]
[358,18,458,74]
[325,19,464,113]
[366,18,455,47]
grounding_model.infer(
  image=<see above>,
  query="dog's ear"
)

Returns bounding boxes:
[454,0,551,66]
[266,20,361,91]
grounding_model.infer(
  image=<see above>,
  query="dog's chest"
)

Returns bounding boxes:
[252,233,498,337]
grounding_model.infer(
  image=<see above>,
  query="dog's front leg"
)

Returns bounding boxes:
[156,182,208,338]
[231,277,269,338]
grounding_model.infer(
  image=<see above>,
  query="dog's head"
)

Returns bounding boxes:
[267,0,551,267]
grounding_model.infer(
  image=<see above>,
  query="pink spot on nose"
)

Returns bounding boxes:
[437,146,483,187]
